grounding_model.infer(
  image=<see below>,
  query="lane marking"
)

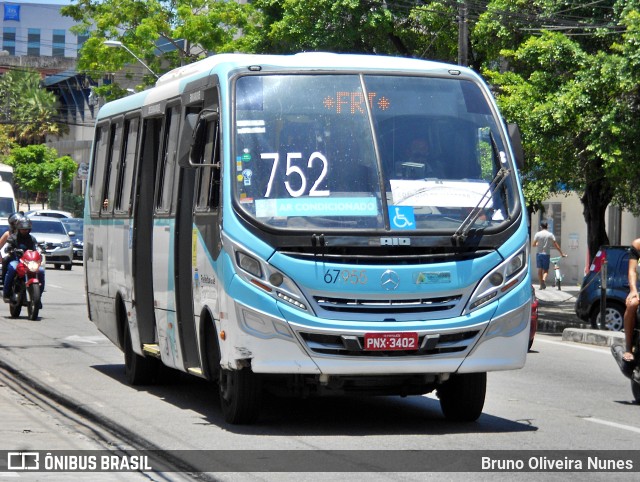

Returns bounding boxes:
[583,417,640,434]
[535,337,612,355]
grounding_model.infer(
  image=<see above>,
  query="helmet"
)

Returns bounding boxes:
[8,212,26,233]
[17,218,32,231]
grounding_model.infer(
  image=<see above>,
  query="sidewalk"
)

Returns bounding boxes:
[534,282,624,348]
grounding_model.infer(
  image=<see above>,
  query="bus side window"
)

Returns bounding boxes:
[103,121,123,215]
[195,117,221,210]
[89,124,109,216]
[114,116,140,214]
[155,105,181,214]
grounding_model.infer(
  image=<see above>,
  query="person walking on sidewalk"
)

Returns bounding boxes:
[623,238,640,362]
[532,221,566,290]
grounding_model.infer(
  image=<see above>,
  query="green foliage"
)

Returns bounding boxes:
[482,4,640,258]
[250,0,458,60]
[0,129,16,159]
[65,0,461,94]
[48,191,85,218]
[0,70,66,145]
[4,145,77,196]
[62,0,257,91]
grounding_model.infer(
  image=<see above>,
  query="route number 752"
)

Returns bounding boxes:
[261,152,330,198]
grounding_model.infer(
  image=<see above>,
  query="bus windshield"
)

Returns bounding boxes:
[233,73,515,232]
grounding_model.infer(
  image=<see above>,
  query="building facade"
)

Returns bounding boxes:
[530,193,640,286]
[1,1,96,196]
[1,0,85,59]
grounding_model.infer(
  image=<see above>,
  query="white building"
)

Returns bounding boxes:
[1,0,84,58]
[530,193,640,285]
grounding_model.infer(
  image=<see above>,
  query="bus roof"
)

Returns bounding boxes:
[96,53,479,121]
[155,52,466,87]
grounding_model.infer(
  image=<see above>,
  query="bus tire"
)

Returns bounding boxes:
[219,367,262,425]
[437,372,486,422]
[203,320,221,384]
[123,323,157,385]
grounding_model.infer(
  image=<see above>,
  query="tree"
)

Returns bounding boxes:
[0,70,66,145]
[3,145,77,206]
[65,0,463,98]
[0,129,15,159]
[250,0,458,60]
[483,10,640,260]
[62,0,257,95]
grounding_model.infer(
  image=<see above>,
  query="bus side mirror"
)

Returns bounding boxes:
[507,123,524,171]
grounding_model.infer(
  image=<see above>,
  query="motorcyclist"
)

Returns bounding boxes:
[3,217,45,302]
[0,212,26,282]
[623,238,640,362]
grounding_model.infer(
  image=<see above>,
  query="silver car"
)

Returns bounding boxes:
[29,216,73,270]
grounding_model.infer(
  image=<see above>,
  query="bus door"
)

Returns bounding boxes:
[110,116,141,299]
[151,104,182,368]
[173,86,219,372]
[189,89,223,340]
[85,121,120,342]
[131,115,162,352]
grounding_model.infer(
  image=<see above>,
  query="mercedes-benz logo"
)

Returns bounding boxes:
[380,270,400,291]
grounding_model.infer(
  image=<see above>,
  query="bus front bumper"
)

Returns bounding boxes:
[217,298,530,376]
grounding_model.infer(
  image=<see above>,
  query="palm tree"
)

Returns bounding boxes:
[0,69,66,145]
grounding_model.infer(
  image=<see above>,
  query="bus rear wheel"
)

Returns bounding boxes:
[437,372,486,422]
[219,367,262,425]
[123,324,157,385]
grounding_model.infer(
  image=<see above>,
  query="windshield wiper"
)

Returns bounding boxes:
[451,133,510,247]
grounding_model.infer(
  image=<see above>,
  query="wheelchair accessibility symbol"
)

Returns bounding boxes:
[388,206,415,230]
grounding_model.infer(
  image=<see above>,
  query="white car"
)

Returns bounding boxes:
[25,209,74,219]
[29,216,73,270]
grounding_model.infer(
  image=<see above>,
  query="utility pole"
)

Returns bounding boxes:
[457,0,468,67]
[58,170,63,209]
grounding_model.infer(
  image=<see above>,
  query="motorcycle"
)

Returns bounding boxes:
[611,311,640,403]
[8,248,44,320]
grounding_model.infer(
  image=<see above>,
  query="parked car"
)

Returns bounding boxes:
[575,246,634,331]
[25,209,73,219]
[60,218,83,261]
[29,216,73,270]
[530,286,538,351]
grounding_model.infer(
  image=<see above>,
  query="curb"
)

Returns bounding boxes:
[562,328,624,347]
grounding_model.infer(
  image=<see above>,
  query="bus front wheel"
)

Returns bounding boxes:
[219,367,262,425]
[123,324,157,385]
[437,372,486,422]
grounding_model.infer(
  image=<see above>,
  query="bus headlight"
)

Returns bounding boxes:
[236,252,262,278]
[466,244,528,313]
[232,246,309,313]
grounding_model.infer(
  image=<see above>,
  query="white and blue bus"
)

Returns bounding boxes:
[85,53,530,424]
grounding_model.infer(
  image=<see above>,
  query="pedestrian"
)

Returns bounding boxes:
[532,221,565,290]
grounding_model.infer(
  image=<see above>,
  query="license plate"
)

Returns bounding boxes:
[364,332,419,351]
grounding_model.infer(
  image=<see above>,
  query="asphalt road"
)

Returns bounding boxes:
[0,267,639,480]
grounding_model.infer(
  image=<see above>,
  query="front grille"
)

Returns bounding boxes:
[313,294,462,314]
[299,329,480,357]
[279,248,492,266]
